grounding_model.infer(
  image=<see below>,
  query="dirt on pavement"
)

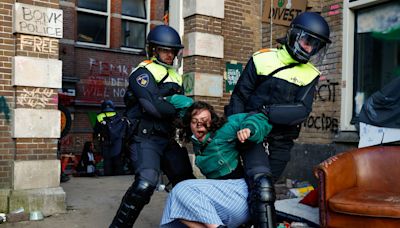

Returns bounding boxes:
[1,175,168,228]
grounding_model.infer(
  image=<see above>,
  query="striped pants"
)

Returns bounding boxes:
[160,178,250,228]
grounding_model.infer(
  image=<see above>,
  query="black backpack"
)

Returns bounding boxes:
[96,113,128,145]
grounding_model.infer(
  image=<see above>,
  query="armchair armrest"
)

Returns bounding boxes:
[314,151,357,199]
[314,151,357,227]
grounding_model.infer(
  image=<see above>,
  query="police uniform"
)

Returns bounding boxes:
[125,58,194,185]
[94,110,124,176]
[225,46,319,179]
[224,46,320,228]
[110,58,194,228]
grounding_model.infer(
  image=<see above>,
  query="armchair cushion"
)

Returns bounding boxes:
[330,187,400,218]
[314,146,400,227]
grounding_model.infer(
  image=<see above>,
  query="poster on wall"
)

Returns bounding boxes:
[262,0,307,26]
[225,62,242,93]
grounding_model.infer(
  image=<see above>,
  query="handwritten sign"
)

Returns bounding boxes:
[13,3,63,38]
[262,0,307,26]
[20,35,58,54]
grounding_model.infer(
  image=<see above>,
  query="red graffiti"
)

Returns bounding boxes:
[82,79,106,97]
[89,58,134,77]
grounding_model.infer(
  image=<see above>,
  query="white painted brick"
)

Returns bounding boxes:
[183,0,224,19]
[183,72,223,97]
[184,32,224,58]
[12,160,60,190]
[12,108,60,138]
[13,56,62,88]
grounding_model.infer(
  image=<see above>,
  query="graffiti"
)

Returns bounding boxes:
[303,113,339,133]
[17,88,54,108]
[60,134,88,151]
[81,79,107,98]
[183,74,194,95]
[14,3,63,38]
[77,58,133,102]
[0,96,10,122]
[316,80,339,102]
[328,4,341,16]
[20,35,58,54]
[89,58,133,77]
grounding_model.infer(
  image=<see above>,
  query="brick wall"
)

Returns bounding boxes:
[0,1,13,188]
[0,0,61,187]
[183,0,262,115]
[59,0,166,155]
[220,0,263,114]
[261,0,343,144]
[300,0,343,144]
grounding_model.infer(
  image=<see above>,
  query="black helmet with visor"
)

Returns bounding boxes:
[286,12,332,63]
[146,25,184,68]
[101,100,115,112]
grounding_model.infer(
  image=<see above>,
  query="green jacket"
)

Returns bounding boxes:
[191,113,272,179]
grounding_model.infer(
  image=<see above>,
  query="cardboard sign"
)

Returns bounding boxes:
[262,0,307,26]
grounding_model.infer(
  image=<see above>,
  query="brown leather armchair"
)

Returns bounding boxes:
[314,146,400,227]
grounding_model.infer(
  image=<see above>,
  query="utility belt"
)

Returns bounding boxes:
[135,119,175,139]
[267,124,301,140]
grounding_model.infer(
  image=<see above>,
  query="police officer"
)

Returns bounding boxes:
[110,25,194,228]
[224,12,331,228]
[94,100,124,176]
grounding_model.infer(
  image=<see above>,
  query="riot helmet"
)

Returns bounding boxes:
[286,12,331,64]
[101,100,115,112]
[146,25,184,68]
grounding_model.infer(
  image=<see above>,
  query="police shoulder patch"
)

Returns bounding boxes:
[136,74,149,87]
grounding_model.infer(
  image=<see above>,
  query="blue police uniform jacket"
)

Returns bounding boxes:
[225,46,320,138]
[125,59,183,136]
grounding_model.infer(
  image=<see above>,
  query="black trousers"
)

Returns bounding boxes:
[103,154,124,176]
[128,134,194,186]
[240,136,294,181]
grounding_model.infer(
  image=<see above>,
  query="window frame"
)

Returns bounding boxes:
[340,0,393,131]
[120,0,151,52]
[76,0,111,48]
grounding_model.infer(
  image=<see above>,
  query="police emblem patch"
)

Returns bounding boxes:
[136,74,149,87]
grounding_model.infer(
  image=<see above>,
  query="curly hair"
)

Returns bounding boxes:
[179,101,226,142]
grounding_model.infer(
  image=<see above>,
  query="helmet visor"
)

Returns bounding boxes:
[293,30,329,64]
[297,31,324,55]
[154,46,183,69]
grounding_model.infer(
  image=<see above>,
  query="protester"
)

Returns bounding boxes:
[75,141,96,177]
[224,12,331,227]
[160,101,272,227]
[110,25,195,228]
[93,100,124,176]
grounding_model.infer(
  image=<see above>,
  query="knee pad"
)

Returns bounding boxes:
[249,173,276,204]
[248,173,277,228]
[126,178,156,205]
[111,178,156,228]
[137,168,159,186]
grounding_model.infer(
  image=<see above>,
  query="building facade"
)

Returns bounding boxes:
[0,0,65,215]
[178,0,399,182]
[60,0,399,182]
[59,0,169,155]
[0,0,398,214]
